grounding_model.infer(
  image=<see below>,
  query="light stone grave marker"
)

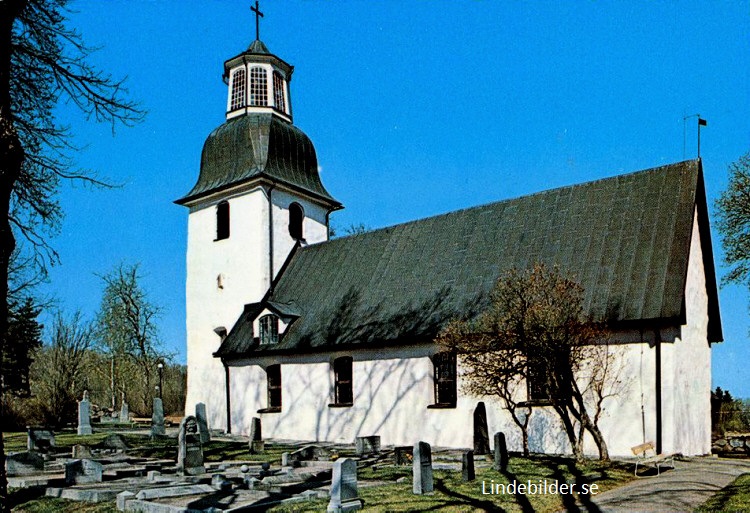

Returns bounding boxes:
[355,435,380,456]
[327,458,362,512]
[412,441,433,494]
[151,397,165,436]
[249,417,264,453]
[65,458,103,485]
[72,445,93,459]
[119,400,129,423]
[195,402,210,443]
[77,390,92,435]
[177,415,205,475]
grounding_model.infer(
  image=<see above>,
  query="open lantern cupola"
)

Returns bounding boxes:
[224,38,293,123]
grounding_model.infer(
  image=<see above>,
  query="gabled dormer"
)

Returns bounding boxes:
[224,39,294,123]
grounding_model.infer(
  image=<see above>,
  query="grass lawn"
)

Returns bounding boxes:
[4,431,635,512]
[697,473,750,513]
[270,455,635,513]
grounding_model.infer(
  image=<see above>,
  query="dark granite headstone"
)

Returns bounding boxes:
[177,415,205,475]
[327,458,362,512]
[462,450,475,481]
[473,402,490,455]
[494,432,509,472]
[413,441,433,494]
[151,397,166,436]
[250,417,262,441]
[195,402,210,444]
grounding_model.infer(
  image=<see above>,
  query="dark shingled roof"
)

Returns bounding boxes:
[176,114,340,206]
[217,160,722,358]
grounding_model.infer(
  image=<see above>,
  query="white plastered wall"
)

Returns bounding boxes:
[661,209,711,456]
[184,183,330,431]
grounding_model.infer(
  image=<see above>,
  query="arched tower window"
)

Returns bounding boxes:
[333,357,353,406]
[289,202,304,240]
[250,67,268,106]
[216,201,230,240]
[230,68,246,110]
[259,314,278,345]
[273,71,286,113]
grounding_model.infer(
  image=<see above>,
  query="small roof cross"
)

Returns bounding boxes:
[251,1,264,41]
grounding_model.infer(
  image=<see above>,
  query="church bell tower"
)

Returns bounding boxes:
[175,3,341,430]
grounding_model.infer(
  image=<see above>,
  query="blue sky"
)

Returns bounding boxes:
[39,2,750,394]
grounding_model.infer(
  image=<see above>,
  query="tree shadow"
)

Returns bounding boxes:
[535,455,604,513]
[430,477,508,513]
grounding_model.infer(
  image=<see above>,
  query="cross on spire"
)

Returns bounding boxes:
[251,1,264,41]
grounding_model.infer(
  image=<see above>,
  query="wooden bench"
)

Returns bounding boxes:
[631,441,675,477]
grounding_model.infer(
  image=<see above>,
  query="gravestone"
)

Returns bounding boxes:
[494,432,508,472]
[282,445,332,467]
[120,400,129,422]
[412,441,433,494]
[151,397,166,436]
[177,415,205,475]
[77,390,93,435]
[462,450,475,481]
[101,433,129,451]
[65,458,103,484]
[195,402,210,443]
[5,452,44,476]
[355,435,381,456]
[72,445,93,459]
[26,427,55,452]
[327,458,362,512]
[249,417,264,453]
[473,402,490,455]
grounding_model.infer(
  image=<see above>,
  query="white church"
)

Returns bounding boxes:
[176,21,722,458]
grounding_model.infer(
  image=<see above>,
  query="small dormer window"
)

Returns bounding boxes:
[259,314,278,345]
[230,68,246,110]
[289,202,304,240]
[273,71,286,113]
[250,66,268,106]
[216,201,230,240]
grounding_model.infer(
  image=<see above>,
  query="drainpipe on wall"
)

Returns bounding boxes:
[654,329,663,454]
[268,183,276,292]
[223,359,231,434]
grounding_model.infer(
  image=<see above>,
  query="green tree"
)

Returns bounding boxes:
[1,296,42,396]
[0,1,142,508]
[715,152,750,286]
[440,264,618,462]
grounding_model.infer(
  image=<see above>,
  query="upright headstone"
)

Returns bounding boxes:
[462,450,475,481]
[72,445,93,459]
[412,441,433,494]
[249,417,263,453]
[494,432,508,472]
[78,390,93,435]
[151,397,165,436]
[177,415,205,475]
[119,400,129,423]
[195,402,210,443]
[473,402,490,455]
[327,458,362,512]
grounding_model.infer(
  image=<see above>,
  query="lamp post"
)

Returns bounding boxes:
[157,362,164,399]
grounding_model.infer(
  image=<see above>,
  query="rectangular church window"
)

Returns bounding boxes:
[526,357,551,403]
[332,357,353,406]
[432,352,457,407]
[267,364,281,410]
[216,200,230,240]
[259,314,278,345]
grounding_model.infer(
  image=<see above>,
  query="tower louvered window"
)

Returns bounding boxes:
[273,71,286,113]
[250,67,268,106]
[230,68,246,110]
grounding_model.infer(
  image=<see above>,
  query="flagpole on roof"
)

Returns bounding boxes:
[683,114,706,159]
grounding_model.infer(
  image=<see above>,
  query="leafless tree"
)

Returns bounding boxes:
[0,1,143,508]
